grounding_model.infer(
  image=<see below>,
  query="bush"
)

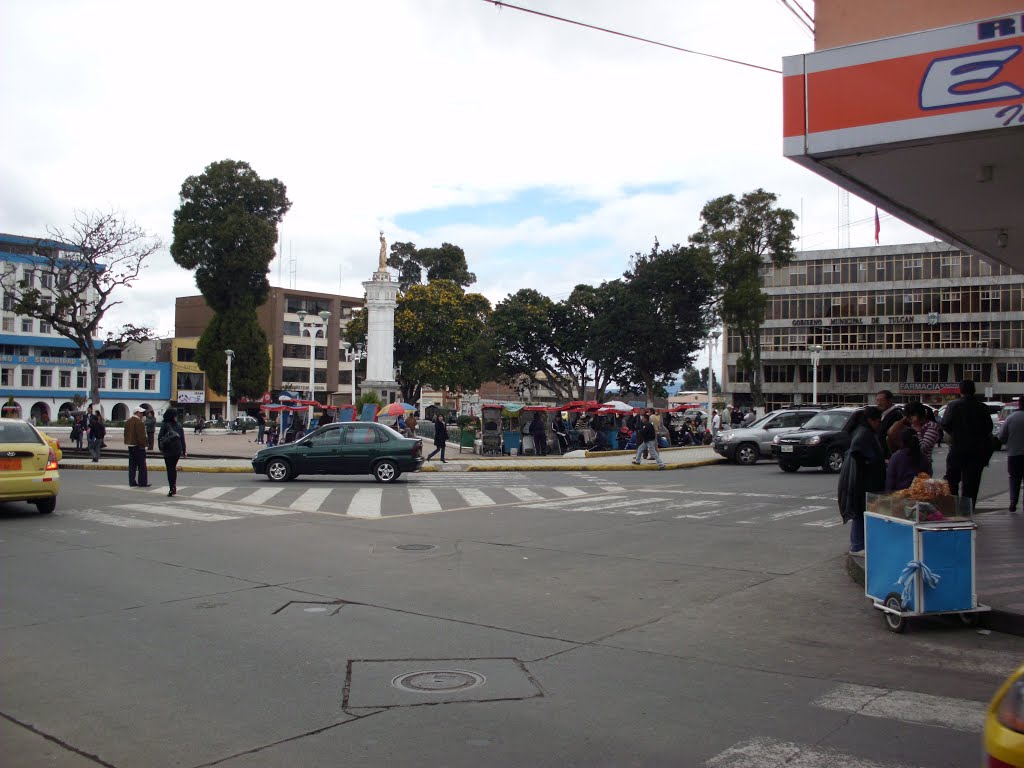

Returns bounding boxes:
[457,415,479,430]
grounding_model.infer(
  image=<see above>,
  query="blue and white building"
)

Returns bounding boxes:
[0,233,172,422]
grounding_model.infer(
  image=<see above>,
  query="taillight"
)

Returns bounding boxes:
[997,680,1024,734]
[45,448,58,471]
[413,441,422,457]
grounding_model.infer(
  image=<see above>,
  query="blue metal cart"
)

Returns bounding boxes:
[864,497,989,633]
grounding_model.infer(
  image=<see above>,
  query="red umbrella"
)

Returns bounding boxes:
[383,402,408,417]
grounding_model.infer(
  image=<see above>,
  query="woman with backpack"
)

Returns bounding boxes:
[158,409,187,497]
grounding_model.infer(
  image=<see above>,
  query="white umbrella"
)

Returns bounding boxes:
[601,400,633,412]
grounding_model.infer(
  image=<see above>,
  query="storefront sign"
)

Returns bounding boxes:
[177,390,205,404]
[899,382,960,394]
[791,315,919,327]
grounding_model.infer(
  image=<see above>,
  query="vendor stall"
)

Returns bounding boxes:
[481,404,503,456]
[864,475,989,633]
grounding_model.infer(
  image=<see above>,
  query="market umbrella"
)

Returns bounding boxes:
[383,402,414,417]
[600,400,633,413]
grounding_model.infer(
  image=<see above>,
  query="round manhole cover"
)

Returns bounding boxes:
[394,544,437,551]
[392,670,485,692]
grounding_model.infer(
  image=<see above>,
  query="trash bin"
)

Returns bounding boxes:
[459,429,477,454]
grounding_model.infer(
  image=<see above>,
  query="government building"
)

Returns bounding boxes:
[723,242,1024,410]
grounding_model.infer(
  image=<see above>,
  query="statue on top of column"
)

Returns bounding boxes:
[378,231,388,272]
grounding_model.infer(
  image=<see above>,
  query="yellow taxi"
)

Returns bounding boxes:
[0,418,60,514]
[985,662,1024,767]
[41,431,63,462]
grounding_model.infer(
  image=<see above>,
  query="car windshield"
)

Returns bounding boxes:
[746,414,774,429]
[377,424,405,440]
[0,420,44,444]
[801,411,851,430]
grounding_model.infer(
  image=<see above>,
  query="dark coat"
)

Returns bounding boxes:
[528,416,546,438]
[158,420,186,456]
[941,395,995,464]
[433,419,448,446]
[837,425,885,521]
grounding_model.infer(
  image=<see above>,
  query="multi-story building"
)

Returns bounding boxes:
[0,233,172,422]
[723,243,1024,410]
[174,288,364,419]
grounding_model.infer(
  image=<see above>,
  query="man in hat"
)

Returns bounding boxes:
[124,405,150,487]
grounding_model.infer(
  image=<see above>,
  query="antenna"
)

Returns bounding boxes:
[277,232,282,287]
[838,188,850,249]
[288,241,297,289]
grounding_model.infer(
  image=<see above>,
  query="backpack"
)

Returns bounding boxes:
[158,425,181,452]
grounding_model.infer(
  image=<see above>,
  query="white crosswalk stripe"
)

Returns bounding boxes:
[68,508,172,528]
[237,487,285,506]
[812,683,986,732]
[347,488,382,518]
[705,737,915,767]
[191,487,234,500]
[505,487,545,502]
[408,488,441,514]
[455,488,496,507]
[290,488,332,512]
[113,503,240,522]
[552,486,588,497]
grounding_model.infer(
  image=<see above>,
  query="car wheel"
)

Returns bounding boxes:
[779,462,800,473]
[373,460,400,483]
[734,443,759,465]
[266,458,293,482]
[35,497,56,514]
[823,448,844,473]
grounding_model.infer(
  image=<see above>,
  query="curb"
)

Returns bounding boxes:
[60,463,253,474]
[464,458,724,472]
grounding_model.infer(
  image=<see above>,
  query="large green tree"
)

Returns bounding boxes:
[689,189,797,407]
[387,241,476,291]
[170,159,291,399]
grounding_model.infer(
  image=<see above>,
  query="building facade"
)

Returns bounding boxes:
[174,288,364,418]
[0,233,172,422]
[723,243,1024,410]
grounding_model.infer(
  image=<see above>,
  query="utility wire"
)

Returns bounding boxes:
[774,0,813,35]
[788,0,815,26]
[481,0,782,74]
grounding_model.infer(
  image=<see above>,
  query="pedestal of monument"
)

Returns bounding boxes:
[362,270,401,404]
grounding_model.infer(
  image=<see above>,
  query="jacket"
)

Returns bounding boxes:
[999,410,1024,456]
[123,415,147,448]
[88,421,106,440]
[638,422,656,443]
[158,421,187,455]
[528,418,545,437]
[433,420,448,445]
[941,395,995,462]
[837,425,885,521]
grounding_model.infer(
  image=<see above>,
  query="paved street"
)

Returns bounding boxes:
[2,457,1021,767]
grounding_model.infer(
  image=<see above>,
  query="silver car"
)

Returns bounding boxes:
[712,408,822,465]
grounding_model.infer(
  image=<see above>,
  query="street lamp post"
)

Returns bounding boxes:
[341,341,367,410]
[297,309,331,425]
[224,349,235,424]
[706,330,721,427]
[808,344,823,404]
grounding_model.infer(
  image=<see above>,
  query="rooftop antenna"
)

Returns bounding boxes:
[838,187,850,249]
[288,241,297,289]
[277,233,282,287]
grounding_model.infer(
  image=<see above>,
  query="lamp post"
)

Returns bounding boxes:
[224,349,235,424]
[297,309,331,425]
[808,344,823,404]
[706,330,721,427]
[341,341,367,409]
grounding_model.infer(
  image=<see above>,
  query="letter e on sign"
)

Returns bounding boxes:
[920,46,1024,110]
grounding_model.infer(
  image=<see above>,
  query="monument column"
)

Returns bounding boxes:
[360,232,400,404]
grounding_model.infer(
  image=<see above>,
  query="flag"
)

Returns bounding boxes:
[874,207,880,244]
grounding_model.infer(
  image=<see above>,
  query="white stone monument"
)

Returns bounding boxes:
[360,232,400,403]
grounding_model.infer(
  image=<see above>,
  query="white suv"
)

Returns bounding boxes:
[712,408,823,465]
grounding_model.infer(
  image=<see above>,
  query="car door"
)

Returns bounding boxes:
[341,423,383,474]
[299,425,344,474]
[760,412,810,455]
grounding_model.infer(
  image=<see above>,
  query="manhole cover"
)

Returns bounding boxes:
[392,670,485,692]
[394,544,437,551]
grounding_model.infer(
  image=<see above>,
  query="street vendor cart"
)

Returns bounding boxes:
[481,404,503,456]
[864,480,989,633]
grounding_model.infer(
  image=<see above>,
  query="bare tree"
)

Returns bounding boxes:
[0,210,161,415]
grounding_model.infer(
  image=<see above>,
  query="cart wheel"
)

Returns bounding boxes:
[883,592,906,633]
[958,611,980,627]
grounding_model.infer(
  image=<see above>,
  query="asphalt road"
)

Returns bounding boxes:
[1,449,1020,767]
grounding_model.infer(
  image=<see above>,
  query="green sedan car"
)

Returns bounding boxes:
[252,422,424,483]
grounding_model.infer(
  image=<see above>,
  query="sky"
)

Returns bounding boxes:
[1,0,933,375]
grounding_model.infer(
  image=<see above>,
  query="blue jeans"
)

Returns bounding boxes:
[634,439,665,468]
[849,512,865,551]
[88,437,102,461]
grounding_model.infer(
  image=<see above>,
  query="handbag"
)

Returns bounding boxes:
[158,427,181,451]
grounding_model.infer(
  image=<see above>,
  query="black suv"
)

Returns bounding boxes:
[770,407,859,473]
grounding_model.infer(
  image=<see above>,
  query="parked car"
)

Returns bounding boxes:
[983,661,1024,768]
[251,421,423,483]
[0,418,61,514]
[712,407,822,465]
[771,407,858,473]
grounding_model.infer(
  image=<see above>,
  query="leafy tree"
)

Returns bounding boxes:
[0,210,160,414]
[386,241,424,293]
[170,159,291,401]
[386,241,476,291]
[488,289,565,397]
[690,189,796,408]
[681,366,702,391]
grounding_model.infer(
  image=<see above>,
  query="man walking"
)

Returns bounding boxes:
[941,379,995,510]
[124,406,150,487]
[631,413,666,470]
[998,396,1024,513]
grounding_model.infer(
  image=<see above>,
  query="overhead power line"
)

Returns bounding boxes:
[481,0,782,74]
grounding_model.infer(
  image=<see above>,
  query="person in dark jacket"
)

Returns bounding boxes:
[886,428,929,492]
[838,406,885,554]
[158,409,187,496]
[940,379,995,510]
[875,389,904,460]
[552,413,568,453]
[998,396,1024,513]
[256,411,266,444]
[631,413,666,469]
[528,412,547,456]
[426,415,448,463]
[144,409,157,451]
[87,413,105,463]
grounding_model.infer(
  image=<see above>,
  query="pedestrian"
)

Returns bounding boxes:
[87,413,105,463]
[124,406,150,488]
[256,411,266,444]
[266,418,279,447]
[711,408,721,436]
[157,409,187,497]
[837,406,885,555]
[887,402,941,474]
[742,409,756,426]
[940,379,995,510]
[319,409,333,426]
[70,414,84,450]
[145,409,157,451]
[998,395,1024,513]
[874,389,904,459]
[631,413,666,470]
[394,413,407,434]
[426,414,448,463]
[886,428,929,492]
[552,412,569,453]
[405,412,418,438]
[528,411,547,456]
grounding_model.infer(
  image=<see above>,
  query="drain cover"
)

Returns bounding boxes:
[392,670,485,693]
[394,544,437,551]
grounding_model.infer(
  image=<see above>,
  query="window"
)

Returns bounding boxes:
[981,290,1001,312]
[903,258,923,280]
[59,370,71,388]
[344,424,382,444]
[144,373,155,390]
[789,266,807,287]
[21,318,33,333]
[39,321,51,334]
[21,369,33,387]
[111,372,123,389]
[77,370,87,388]
[40,272,53,289]
[281,321,300,336]
[96,372,106,389]
[39,369,52,387]
[176,347,196,363]
[57,273,69,288]
[129,372,140,390]
[1,317,13,332]
[999,362,1024,383]
[914,363,943,384]
[2,293,13,311]
[0,368,11,386]
[306,426,343,447]
[176,371,204,390]
[21,270,33,287]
